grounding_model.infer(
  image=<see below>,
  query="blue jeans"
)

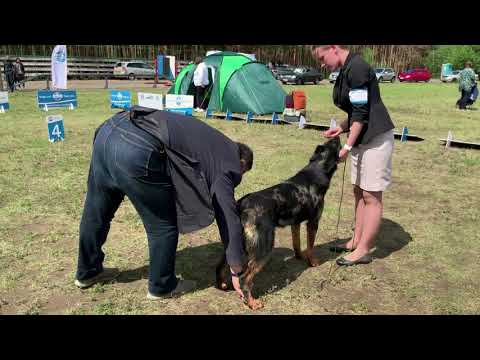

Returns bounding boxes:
[76,113,179,295]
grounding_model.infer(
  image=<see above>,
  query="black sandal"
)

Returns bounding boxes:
[336,254,373,266]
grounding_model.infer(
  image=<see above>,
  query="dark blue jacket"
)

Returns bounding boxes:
[127,106,247,268]
[334,53,395,146]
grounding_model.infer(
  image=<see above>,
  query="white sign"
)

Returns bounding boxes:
[165,94,194,109]
[138,92,163,110]
[0,91,9,112]
[0,91,8,104]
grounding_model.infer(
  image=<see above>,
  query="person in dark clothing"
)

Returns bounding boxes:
[312,45,395,267]
[14,58,25,89]
[4,59,15,92]
[75,107,254,300]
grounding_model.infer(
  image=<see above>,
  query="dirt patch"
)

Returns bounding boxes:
[40,294,82,315]
[22,223,50,235]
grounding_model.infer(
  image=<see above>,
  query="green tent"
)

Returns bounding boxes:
[168,52,286,115]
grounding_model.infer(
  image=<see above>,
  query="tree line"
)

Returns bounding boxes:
[0,45,435,73]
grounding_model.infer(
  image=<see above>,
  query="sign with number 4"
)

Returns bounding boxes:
[47,115,65,142]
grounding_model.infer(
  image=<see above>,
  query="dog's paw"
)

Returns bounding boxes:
[307,256,320,267]
[220,282,229,291]
[216,280,230,291]
[247,298,264,311]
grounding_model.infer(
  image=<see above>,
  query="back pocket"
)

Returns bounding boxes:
[115,133,153,178]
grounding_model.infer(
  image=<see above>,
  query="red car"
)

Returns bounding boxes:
[398,67,432,82]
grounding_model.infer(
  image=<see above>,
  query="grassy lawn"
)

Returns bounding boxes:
[0,82,479,314]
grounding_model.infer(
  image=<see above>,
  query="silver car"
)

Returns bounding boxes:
[442,70,479,83]
[375,68,396,82]
[113,61,156,80]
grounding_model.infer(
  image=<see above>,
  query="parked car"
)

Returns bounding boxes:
[442,70,461,83]
[441,70,479,83]
[398,67,432,82]
[271,64,292,79]
[279,67,323,85]
[329,70,340,83]
[113,61,155,80]
[273,66,295,80]
[375,68,396,82]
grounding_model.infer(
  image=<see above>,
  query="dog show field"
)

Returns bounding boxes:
[1,82,479,314]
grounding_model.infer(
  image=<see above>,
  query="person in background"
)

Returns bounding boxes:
[193,57,209,112]
[4,59,15,92]
[457,61,477,110]
[14,58,25,90]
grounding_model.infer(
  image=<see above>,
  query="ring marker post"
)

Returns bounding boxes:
[401,126,409,142]
[271,112,278,125]
[446,131,453,148]
[0,105,4,113]
[44,104,49,112]
[330,118,337,129]
[246,111,253,124]
[299,114,306,129]
[205,109,212,119]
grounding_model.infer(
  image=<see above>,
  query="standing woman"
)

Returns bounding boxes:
[312,45,395,266]
[14,58,26,89]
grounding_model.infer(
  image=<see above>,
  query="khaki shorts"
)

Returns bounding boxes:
[350,129,394,192]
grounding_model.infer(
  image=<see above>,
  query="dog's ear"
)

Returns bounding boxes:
[309,145,324,162]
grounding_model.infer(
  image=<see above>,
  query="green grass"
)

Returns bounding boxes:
[1,82,479,314]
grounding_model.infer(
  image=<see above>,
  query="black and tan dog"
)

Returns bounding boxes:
[216,137,342,310]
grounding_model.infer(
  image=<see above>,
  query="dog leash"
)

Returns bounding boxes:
[320,159,348,291]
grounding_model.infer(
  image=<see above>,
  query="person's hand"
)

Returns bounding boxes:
[338,148,349,162]
[230,266,245,301]
[323,127,343,138]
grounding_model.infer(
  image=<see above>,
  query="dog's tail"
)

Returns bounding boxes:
[241,209,275,261]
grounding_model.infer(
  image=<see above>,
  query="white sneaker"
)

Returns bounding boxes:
[147,279,197,300]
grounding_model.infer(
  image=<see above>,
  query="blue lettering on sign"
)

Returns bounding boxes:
[166,108,193,116]
[110,90,132,109]
[38,90,77,109]
[55,50,66,63]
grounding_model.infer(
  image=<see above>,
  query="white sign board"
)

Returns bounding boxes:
[0,91,8,104]
[165,94,194,109]
[0,91,9,112]
[138,92,163,110]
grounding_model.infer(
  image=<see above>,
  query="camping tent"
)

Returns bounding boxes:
[168,52,286,115]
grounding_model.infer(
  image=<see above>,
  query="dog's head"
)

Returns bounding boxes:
[309,137,342,175]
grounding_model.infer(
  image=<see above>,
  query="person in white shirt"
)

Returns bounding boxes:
[193,57,210,111]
